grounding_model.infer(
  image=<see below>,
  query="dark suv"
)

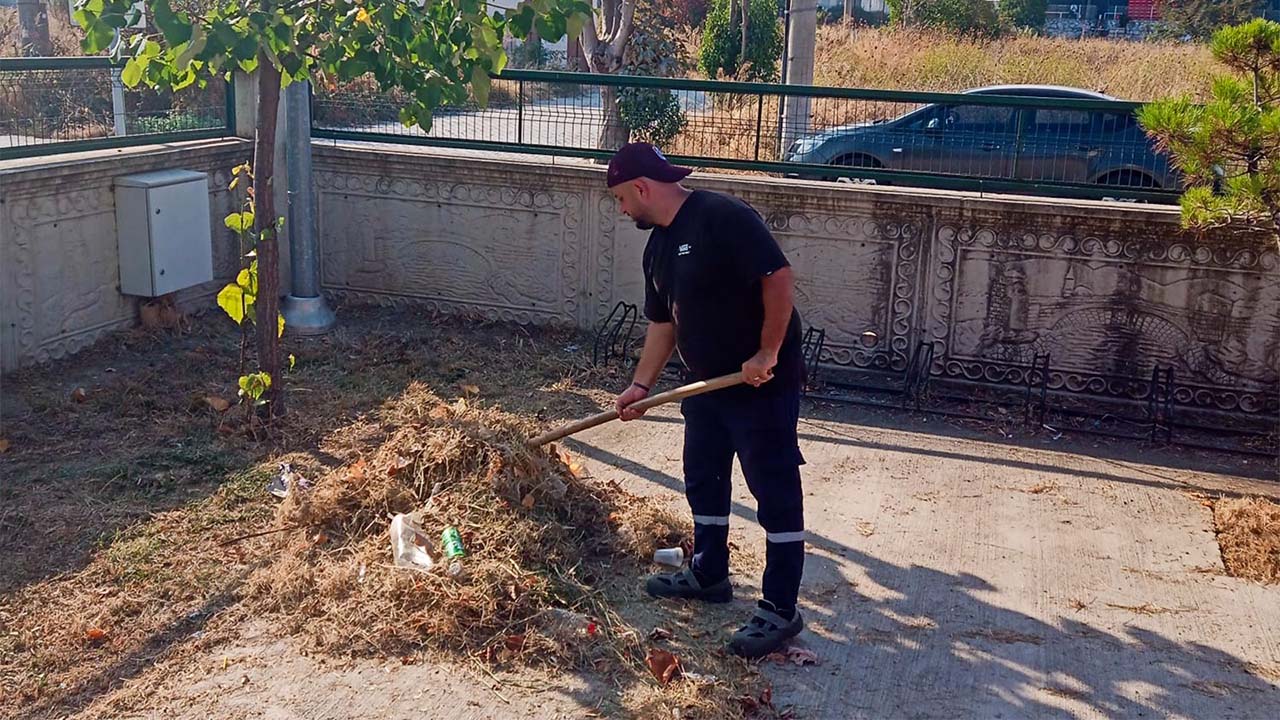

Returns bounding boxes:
[783,85,1179,192]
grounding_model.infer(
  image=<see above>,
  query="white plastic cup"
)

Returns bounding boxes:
[653,546,685,567]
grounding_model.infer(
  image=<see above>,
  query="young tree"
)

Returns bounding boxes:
[888,0,1000,37]
[1140,19,1280,243]
[1155,0,1266,42]
[698,0,783,81]
[997,0,1047,32]
[617,0,688,147]
[74,0,591,416]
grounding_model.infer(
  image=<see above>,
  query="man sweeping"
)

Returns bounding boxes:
[607,142,807,659]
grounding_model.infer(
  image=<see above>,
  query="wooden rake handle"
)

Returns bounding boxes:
[525,372,745,448]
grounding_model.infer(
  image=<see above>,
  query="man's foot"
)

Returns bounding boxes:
[645,567,733,603]
[728,601,804,658]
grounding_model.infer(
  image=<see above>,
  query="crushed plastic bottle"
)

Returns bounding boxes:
[542,608,599,643]
[389,513,437,571]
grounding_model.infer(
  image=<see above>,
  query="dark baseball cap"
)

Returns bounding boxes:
[606,142,693,188]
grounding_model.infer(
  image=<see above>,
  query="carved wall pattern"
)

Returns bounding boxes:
[764,210,926,372]
[314,162,598,328]
[928,223,1280,414]
[1,145,248,372]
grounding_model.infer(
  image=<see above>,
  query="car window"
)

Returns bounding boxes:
[1031,109,1093,136]
[1096,111,1142,137]
[946,104,1018,133]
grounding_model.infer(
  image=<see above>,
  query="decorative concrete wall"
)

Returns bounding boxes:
[0,140,251,372]
[4,140,1276,421]
[312,145,1280,419]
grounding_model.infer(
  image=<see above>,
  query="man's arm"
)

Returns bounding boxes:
[616,321,676,420]
[742,266,795,387]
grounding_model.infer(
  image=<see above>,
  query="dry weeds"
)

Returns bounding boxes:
[0,307,757,720]
[1213,497,1280,585]
[814,26,1222,101]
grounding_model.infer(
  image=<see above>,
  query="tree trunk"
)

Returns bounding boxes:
[844,0,856,24]
[598,85,630,152]
[740,0,750,69]
[255,59,284,417]
[16,0,52,57]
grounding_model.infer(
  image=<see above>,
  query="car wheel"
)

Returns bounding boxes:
[828,154,885,184]
[1095,170,1160,189]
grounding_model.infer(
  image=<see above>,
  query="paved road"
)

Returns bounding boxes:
[568,403,1280,719]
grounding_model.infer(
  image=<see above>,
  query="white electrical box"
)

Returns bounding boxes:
[115,169,214,298]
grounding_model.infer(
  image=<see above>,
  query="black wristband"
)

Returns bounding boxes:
[631,381,651,393]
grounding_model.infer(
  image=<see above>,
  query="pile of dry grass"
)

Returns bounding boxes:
[243,382,687,665]
[1213,497,1280,584]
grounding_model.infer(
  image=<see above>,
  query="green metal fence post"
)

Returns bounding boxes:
[754,93,764,161]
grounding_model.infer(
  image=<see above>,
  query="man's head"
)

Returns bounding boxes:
[607,142,692,230]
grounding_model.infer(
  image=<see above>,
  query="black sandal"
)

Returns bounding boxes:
[729,604,804,658]
[644,567,733,603]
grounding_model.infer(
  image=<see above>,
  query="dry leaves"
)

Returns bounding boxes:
[70,387,88,403]
[767,646,819,666]
[855,521,875,537]
[0,438,10,454]
[84,628,108,646]
[387,455,413,476]
[204,395,232,413]
[645,647,682,685]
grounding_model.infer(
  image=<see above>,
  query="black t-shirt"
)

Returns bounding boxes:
[642,190,804,388]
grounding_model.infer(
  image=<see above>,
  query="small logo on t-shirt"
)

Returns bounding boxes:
[677,243,692,256]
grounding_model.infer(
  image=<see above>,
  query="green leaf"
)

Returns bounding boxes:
[217,283,247,324]
[152,0,192,44]
[566,12,585,41]
[120,59,145,88]
[176,23,207,69]
[288,354,297,371]
[237,372,271,402]
[277,313,285,338]
[471,64,491,107]
[225,211,255,233]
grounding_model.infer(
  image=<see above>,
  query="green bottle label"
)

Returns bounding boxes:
[442,527,465,559]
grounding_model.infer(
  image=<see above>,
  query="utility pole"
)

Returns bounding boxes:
[16,0,53,56]
[780,0,817,156]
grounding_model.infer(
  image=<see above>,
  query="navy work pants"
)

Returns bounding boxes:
[680,382,805,611]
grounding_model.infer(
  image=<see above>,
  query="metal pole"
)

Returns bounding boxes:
[776,0,791,155]
[111,30,127,136]
[281,79,336,335]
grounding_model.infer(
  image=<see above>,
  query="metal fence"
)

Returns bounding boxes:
[0,57,233,160]
[312,69,1179,202]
